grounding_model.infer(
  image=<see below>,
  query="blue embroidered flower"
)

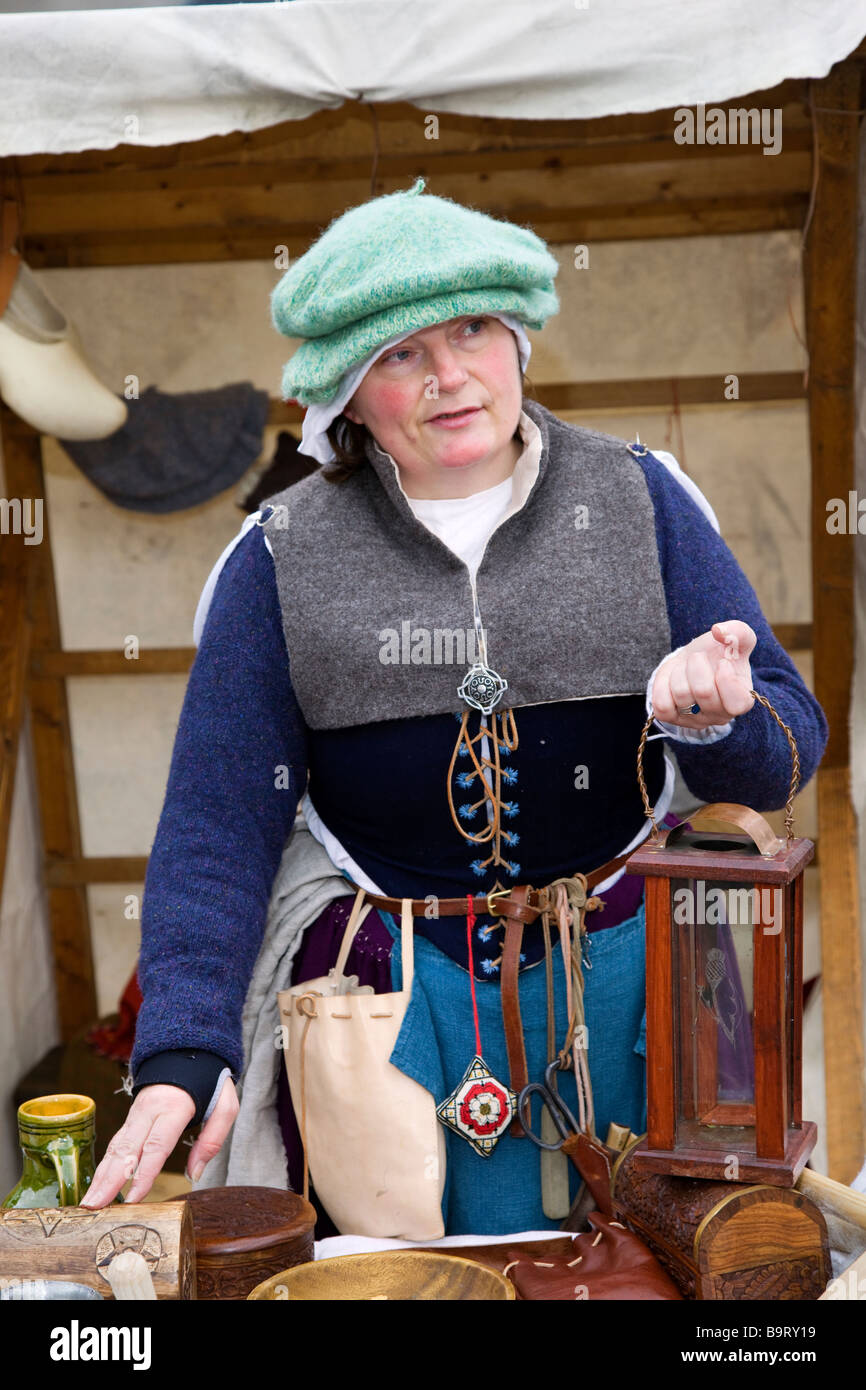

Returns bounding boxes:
[505,861,520,878]
[457,744,470,757]
[458,803,478,821]
[469,859,487,878]
[456,770,476,788]
[497,742,510,755]
[501,766,518,785]
[502,800,519,819]
[501,830,519,846]
[519,952,526,965]
[481,957,501,976]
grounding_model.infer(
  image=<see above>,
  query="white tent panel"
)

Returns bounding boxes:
[1,0,866,156]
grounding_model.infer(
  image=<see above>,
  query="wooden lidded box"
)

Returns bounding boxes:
[170,1186,316,1300]
[611,1138,831,1300]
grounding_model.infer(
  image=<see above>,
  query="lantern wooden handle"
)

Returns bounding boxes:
[664,803,784,856]
[637,689,802,844]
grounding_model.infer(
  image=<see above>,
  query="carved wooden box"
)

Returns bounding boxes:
[170,1186,316,1301]
[612,1141,831,1300]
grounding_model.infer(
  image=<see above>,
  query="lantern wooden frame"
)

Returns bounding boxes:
[626,693,817,1187]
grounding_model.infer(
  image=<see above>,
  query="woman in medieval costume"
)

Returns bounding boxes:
[82,179,827,1234]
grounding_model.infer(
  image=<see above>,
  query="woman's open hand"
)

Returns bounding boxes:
[79,1079,239,1208]
[650,620,757,730]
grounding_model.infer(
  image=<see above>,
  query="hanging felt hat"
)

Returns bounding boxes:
[270,176,560,411]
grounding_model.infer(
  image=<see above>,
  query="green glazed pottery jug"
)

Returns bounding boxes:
[2,1094,103,1208]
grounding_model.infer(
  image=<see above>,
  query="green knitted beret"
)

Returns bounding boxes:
[271,177,560,406]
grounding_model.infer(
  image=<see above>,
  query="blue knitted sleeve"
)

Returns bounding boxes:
[130,523,308,1078]
[636,451,828,809]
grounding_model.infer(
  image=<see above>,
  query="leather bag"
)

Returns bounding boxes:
[277,890,447,1241]
[501,1213,684,1300]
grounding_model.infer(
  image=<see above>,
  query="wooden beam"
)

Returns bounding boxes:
[268,372,807,426]
[534,373,807,412]
[9,90,816,267]
[23,154,811,233]
[19,129,815,201]
[46,857,148,887]
[0,405,97,1039]
[0,508,32,904]
[31,648,195,678]
[803,61,866,1183]
[770,623,812,653]
[20,180,809,267]
[21,201,807,266]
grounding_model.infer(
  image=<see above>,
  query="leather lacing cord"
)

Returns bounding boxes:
[501,1222,630,1286]
[294,991,321,1204]
[446,706,519,880]
[533,874,601,1139]
[547,876,597,1137]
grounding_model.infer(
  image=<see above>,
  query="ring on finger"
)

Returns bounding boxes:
[677,703,701,715]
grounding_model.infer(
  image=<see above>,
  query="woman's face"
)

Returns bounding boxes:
[342,315,522,495]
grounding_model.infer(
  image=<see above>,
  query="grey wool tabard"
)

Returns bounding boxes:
[259,398,672,730]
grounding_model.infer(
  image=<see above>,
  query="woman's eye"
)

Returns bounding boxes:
[381,319,486,365]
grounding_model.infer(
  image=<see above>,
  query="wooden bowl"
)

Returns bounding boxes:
[247,1250,515,1300]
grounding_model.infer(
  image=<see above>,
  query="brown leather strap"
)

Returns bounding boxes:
[584,851,630,892]
[499,886,530,1137]
[0,199,21,320]
[561,1132,615,1216]
[355,850,630,921]
[357,886,549,920]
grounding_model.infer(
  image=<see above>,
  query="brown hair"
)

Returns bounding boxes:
[322,373,536,484]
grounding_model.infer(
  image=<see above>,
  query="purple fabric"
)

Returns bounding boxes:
[715,919,757,1102]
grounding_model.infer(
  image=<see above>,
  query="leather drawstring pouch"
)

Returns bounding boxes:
[500,1214,684,1300]
[277,889,447,1241]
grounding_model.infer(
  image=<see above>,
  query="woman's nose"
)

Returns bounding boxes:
[427,347,470,391]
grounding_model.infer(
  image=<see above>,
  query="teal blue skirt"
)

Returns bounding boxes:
[383,895,648,1236]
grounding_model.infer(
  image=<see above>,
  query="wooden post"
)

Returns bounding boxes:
[802,59,866,1182]
[0,464,31,903]
[0,404,97,1037]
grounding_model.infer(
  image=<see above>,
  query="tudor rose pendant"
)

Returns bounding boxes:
[435,901,516,1157]
[436,1055,517,1158]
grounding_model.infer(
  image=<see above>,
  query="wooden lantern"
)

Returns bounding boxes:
[626,693,817,1186]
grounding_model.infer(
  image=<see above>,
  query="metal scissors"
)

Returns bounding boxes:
[517,1059,582,1150]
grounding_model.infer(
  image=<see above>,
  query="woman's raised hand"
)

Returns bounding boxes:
[650,620,757,730]
[80,1079,239,1208]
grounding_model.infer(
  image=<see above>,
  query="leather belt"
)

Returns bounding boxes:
[351,850,631,923]
[348,848,632,1138]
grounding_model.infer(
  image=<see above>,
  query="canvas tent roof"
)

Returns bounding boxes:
[0,0,865,155]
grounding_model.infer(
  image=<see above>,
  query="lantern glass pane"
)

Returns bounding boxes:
[672,877,757,1152]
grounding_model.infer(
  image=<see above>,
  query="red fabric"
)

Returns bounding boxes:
[86,965,142,1061]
